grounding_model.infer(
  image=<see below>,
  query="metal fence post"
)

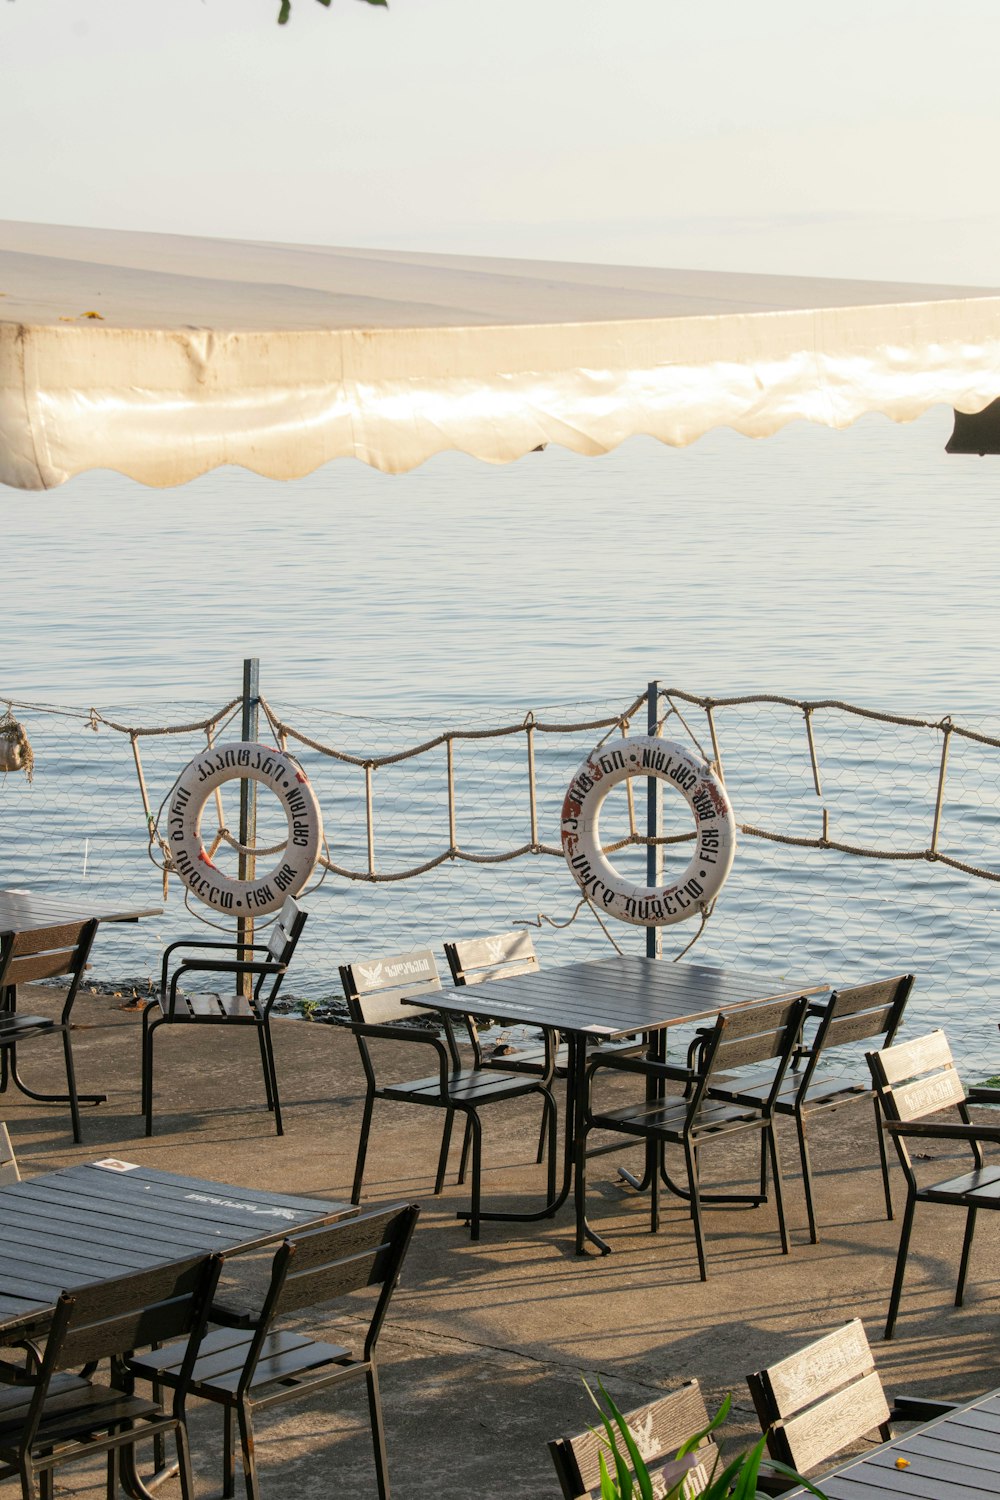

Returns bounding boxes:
[646,679,662,960]
[238,658,260,997]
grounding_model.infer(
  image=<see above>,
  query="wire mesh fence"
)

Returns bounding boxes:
[2,679,999,1075]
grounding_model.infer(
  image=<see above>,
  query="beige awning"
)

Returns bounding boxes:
[3,218,1000,491]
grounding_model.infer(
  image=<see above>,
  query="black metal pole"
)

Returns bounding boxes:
[646,679,662,960]
[238,658,260,996]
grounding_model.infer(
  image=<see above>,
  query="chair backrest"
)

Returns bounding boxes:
[19,1252,222,1453]
[254,897,307,1004]
[696,996,809,1112]
[0,919,99,1024]
[548,1380,721,1499]
[0,1122,19,1184]
[811,974,913,1062]
[444,931,539,987]
[788,974,915,1100]
[339,948,443,1024]
[747,1318,891,1475]
[867,1030,970,1177]
[240,1203,419,1385]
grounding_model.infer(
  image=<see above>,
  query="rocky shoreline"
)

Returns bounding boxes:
[72,974,351,1022]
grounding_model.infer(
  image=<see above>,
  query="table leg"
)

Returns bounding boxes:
[3,1043,106,1107]
[575,1035,611,1256]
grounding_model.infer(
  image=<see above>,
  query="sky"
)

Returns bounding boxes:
[2,0,999,285]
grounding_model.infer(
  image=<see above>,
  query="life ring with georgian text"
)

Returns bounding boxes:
[560,735,736,926]
[166,742,323,918]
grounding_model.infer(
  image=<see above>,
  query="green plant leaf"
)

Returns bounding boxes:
[675,1391,731,1459]
[584,1384,632,1498]
[731,1432,769,1499]
[598,1451,620,1500]
[697,1448,756,1500]
[598,1380,654,1500]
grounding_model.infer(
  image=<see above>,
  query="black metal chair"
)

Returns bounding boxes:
[701,975,914,1243]
[141,896,307,1136]
[867,1029,1000,1338]
[747,1317,956,1494]
[128,1203,420,1500]
[444,930,559,1166]
[0,1251,222,1500]
[581,994,809,1278]
[0,917,101,1142]
[549,1378,722,1499]
[340,948,557,1239]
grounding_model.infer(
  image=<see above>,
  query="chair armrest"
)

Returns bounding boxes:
[175,958,285,978]
[587,1051,693,1082]
[890,1395,958,1422]
[160,936,270,990]
[966,1087,1000,1106]
[351,1023,452,1092]
[208,1301,258,1330]
[885,1119,1000,1144]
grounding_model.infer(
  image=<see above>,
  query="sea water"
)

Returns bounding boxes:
[3,404,1000,1070]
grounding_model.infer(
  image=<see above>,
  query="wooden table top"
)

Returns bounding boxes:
[421,955,824,1041]
[787,1388,1000,1497]
[0,888,162,935]
[0,1160,352,1339]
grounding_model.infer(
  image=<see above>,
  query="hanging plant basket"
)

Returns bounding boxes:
[0,708,34,781]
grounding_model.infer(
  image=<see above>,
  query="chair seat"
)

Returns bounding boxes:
[0,1014,58,1041]
[591,1094,764,1142]
[0,1371,161,1450]
[382,1065,547,1106]
[484,1034,642,1078]
[921,1163,1000,1204]
[708,1063,870,1114]
[486,1041,569,1074]
[131,1326,352,1399]
[154,992,258,1021]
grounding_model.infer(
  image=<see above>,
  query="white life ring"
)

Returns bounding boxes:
[166,742,323,918]
[560,735,736,927]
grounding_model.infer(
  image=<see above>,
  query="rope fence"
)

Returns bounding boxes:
[2,682,999,1069]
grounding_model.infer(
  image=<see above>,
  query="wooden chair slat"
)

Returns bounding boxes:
[275,1205,409,1280]
[780,1370,890,1474]
[6,922,92,959]
[712,996,804,1042]
[761,1318,877,1415]
[821,1007,897,1049]
[875,1029,954,1085]
[822,977,912,1017]
[445,931,539,984]
[345,949,441,996]
[4,950,85,986]
[888,1070,966,1121]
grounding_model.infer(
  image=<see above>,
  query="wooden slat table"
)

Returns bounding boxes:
[0,889,162,935]
[786,1388,1000,1497]
[412,955,824,1253]
[0,1159,353,1341]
